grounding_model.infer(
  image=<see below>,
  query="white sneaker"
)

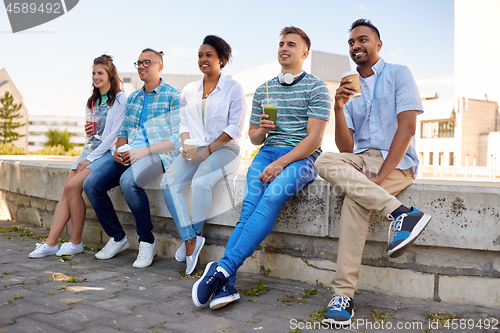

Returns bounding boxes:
[133,240,157,268]
[29,242,59,258]
[95,236,130,259]
[175,242,186,262]
[56,242,84,256]
[185,236,205,275]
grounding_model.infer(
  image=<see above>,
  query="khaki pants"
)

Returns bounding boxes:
[314,149,415,298]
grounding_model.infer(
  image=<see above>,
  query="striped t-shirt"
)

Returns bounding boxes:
[250,73,332,158]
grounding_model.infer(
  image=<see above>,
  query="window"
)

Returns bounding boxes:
[28,142,34,146]
[68,122,78,126]
[421,121,455,138]
[31,121,43,125]
[28,132,43,136]
[429,152,434,166]
[438,152,443,166]
[449,152,454,166]
[124,77,131,83]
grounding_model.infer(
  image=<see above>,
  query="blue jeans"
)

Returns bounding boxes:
[83,153,163,243]
[161,143,240,241]
[218,145,317,285]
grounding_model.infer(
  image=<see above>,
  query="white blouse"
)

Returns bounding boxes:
[179,74,246,146]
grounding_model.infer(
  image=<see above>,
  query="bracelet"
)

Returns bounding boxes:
[208,144,212,155]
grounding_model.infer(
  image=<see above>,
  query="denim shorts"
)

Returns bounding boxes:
[71,150,113,171]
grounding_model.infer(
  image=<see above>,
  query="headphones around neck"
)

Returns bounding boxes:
[278,71,303,85]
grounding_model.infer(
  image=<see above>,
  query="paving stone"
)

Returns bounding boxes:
[0,316,68,333]
[0,219,498,333]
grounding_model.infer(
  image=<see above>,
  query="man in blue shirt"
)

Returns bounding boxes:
[314,19,431,326]
[83,48,181,269]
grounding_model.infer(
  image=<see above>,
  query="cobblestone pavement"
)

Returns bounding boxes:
[0,219,498,333]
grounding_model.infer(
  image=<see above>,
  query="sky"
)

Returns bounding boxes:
[0,0,455,117]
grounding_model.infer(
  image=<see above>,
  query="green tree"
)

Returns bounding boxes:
[45,129,74,151]
[0,91,25,143]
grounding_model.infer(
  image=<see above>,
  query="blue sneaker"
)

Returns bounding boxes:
[192,262,228,307]
[322,295,354,326]
[387,207,431,258]
[210,284,240,310]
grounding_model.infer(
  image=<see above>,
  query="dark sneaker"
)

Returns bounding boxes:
[210,284,240,310]
[322,295,354,326]
[387,207,431,258]
[192,262,228,307]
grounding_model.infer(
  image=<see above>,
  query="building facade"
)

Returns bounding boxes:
[118,73,202,97]
[119,51,350,160]
[0,68,28,150]
[232,50,350,159]
[418,97,499,169]
[455,0,500,103]
[28,115,85,152]
[415,0,500,179]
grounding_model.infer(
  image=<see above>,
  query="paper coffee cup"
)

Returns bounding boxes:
[183,139,198,160]
[341,71,361,99]
[117,144,131,166]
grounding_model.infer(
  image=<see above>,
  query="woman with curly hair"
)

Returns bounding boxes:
[162,35,246,274]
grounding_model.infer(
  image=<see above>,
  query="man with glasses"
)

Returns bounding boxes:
[84,48,181,268]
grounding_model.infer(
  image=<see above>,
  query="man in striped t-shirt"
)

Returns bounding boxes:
[192,26,332,310]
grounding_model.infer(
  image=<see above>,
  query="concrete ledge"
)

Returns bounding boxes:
[1,158,499,308]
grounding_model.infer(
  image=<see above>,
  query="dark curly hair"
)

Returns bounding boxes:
[349,19,380,40]
[86,54,123,109]
[201,35,232,69]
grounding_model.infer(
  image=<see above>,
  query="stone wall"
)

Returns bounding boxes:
[0,159,499,308]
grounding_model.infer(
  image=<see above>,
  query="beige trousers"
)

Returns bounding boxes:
[314,149,415,298]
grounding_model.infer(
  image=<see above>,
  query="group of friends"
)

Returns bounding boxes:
[28,19,432,326]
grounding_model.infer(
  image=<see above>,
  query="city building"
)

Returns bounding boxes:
[28,115,85,152]
[120,51,350,160]
[454,0,500,103]
[0,68,28,150]
[232,50,350,159]
[418,97,499,168]
[118,73,202,96]
[415,0,500,179]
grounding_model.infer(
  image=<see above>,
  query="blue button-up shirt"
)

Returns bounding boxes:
[119,78,181,170]
[343,58,423,175]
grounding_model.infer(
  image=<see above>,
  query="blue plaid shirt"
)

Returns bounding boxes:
[119,78,181,170]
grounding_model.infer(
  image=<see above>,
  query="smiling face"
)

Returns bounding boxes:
[278,33,309,73]
[198,44,222,76]
[348,25,382,68]
[137,51,163,83]
[92,64,110,92]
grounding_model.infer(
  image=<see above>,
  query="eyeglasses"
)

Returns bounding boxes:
[134,60,162,68]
